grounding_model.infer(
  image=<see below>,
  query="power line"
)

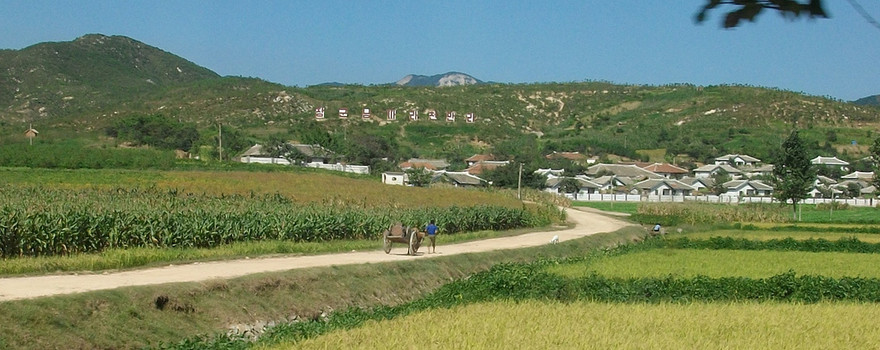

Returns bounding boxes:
[846,0,880,31]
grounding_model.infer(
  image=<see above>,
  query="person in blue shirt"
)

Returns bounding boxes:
[425,220,439,253]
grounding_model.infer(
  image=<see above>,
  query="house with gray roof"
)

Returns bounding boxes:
[585,164,663,180]
[431,171,486,187]
[680,176,715,193]
[714,154,761,167]
[693,164,743,179]
[841,171,874,181]
[721,180,773,197]
[590,175,637,194]
[544,175,601,199]
[811,156,850,173]
[632,179,696,196]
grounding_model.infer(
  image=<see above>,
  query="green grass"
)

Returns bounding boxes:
[572,201,639,215]
[794,204,880,224]
[0,226,564,277]
[677,230,880,243]
[547,248,880,279]
[276,300,880,350]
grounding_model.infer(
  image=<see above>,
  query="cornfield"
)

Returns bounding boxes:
[0,185,549,258]
[636,202,787,225]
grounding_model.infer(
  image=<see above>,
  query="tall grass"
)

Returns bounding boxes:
[634,202,786,225]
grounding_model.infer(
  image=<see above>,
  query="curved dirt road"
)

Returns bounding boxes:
[0,207,632,301]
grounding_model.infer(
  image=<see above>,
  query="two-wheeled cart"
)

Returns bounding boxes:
[382,222,422,255]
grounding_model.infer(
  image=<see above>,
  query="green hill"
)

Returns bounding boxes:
[1,34,879,168]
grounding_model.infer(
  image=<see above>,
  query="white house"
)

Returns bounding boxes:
[841,171,874,181]
[811,156,850,173]
[721,180,773,197]
[693,164,743,179]
[544,175,601,199]
[680,176,715,193]
[633,179,696,196]
[714,154,761,167]
[382,172,407,186]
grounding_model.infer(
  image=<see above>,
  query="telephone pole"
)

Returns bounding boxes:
[517,162,523,200]
[218,122,223,161]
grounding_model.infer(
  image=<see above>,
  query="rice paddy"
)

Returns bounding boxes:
[272,300,880,350]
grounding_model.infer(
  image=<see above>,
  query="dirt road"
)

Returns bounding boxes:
[0,207,632,301]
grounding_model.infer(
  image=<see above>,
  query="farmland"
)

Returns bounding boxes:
[284,301,880,349]
[165,204,880,350]
[0,167,564,274]
[4,172,880,349]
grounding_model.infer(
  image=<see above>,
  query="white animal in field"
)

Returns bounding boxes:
[550,235,559,244]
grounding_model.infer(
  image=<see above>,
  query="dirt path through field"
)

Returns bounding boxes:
[0,207,633,301]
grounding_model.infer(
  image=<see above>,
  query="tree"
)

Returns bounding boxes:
[772,130,815,220]
[696,0,829,28]
[405,167,433,187]
[711,169,732,195]
[484,162,547,190]
[871,136,880,190]
[559,178,582,198]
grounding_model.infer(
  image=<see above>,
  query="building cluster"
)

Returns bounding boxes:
[386,153,877,200]
[237,142,876,199]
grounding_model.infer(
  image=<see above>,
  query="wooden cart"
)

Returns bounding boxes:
[382,222,423,255]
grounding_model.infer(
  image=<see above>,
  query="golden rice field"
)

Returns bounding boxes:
[546,249,880,279]
[268,300,880,350]
[676,230,880,243]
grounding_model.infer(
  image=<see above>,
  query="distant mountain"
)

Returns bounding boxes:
[395,72,482,87]
[853,94,880,106]
[0,34,222,123]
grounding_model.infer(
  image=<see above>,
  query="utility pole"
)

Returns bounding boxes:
[517,162,523,200]
[218,122,223,161]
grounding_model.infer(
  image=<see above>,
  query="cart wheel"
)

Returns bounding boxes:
[383,231,391,254]
[408,227,419,255]
[411,228,422,253]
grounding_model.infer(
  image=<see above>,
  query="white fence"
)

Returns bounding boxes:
[240,156,370,175]
[565,193,877,207]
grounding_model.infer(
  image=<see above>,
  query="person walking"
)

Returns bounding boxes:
[425,220,439,253]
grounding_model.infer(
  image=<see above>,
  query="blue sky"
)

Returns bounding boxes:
[2,1,879,100]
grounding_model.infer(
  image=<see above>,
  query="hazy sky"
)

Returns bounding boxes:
[2,1,879,100]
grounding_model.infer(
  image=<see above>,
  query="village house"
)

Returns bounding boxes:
[739,164,775,178]
[464,154,496,167]
[381,172,407,186]
[590,175,637,194]
[238,143,369,174]
[432,171,487,188]
[543,175,601,199]
[714,154,761,167]
[841,171,874,181]
[640,163,689,179]
[399,158,450,171]
[545,151,590,164]
[679,176,715,193]
[811,156,850,173]
[721,180,773,197]
[465,160,510,175]
[808,175,840,198]
[632,178,696,196]
[693,164,743,179]
[585,164,663,180]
